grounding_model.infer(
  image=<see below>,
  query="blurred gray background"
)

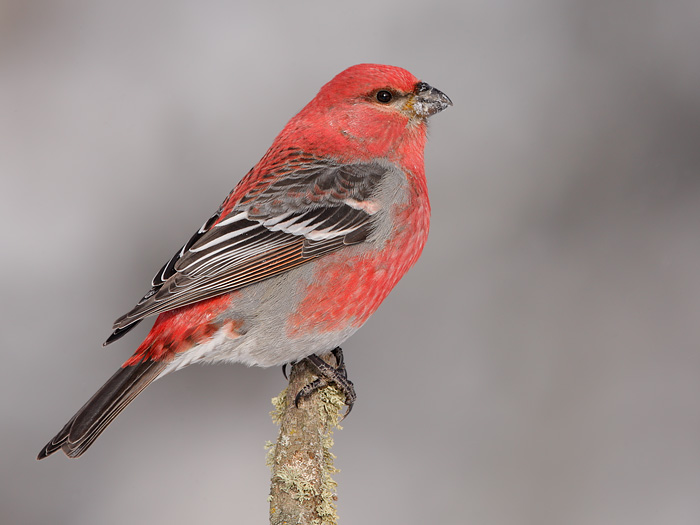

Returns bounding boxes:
[2,1,700,523]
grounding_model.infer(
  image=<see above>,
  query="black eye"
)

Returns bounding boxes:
[376,90,393,103]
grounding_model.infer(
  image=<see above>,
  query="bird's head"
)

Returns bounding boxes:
[280,64,452,162]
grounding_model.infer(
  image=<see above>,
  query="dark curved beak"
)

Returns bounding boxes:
[413,81,453,117]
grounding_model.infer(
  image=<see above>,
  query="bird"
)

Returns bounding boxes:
[37,63,451,459]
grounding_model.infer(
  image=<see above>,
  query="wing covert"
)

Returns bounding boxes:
[104,157,388,344]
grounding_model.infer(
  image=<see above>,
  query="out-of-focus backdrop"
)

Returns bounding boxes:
[2,1,700,524]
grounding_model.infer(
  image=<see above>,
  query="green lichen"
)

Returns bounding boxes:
[315,385,343,524]
[270,388,288,425]
[267,389,288,467]
[317,385,345,429]
[264,440,276,468]
[274,464,318,502]
[268,382,344,525]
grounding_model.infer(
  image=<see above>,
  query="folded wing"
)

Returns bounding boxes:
[105,159,386,344]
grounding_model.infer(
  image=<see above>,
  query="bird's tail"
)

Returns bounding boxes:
[37,359,167,459]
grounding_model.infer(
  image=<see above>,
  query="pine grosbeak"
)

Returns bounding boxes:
[38,63,451,459]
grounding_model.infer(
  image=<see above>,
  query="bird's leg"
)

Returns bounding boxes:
[294,347,356,418]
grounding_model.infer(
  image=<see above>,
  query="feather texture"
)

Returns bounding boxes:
[105,158,386,344]
[38,64,450,460]
[37,359,167,459]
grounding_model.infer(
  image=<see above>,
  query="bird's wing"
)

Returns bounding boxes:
[104,159,387,344]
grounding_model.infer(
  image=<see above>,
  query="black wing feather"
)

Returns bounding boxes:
[105,159,387,344]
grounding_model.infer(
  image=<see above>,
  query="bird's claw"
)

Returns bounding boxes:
[293,347,356,419]
[282,360,297,380]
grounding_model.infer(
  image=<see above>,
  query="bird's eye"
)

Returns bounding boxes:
[376,90,393,103]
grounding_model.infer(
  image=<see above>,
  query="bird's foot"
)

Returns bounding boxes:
[281,361,296,380]
[294,347,356,419]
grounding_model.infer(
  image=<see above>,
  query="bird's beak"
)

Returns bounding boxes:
[412,82,453,118]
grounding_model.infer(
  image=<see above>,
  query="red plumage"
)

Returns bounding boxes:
[38,64,451,459]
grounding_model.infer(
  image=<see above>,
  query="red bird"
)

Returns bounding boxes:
[38,64,451,459]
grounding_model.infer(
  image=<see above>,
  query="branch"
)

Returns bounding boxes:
[268,354,345,525]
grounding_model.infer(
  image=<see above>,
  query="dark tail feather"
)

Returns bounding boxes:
[37,359,167,459]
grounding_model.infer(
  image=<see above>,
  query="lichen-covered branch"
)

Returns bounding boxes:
[267,355,344,525]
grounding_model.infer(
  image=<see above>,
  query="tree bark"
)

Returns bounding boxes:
[268,354,344,525]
